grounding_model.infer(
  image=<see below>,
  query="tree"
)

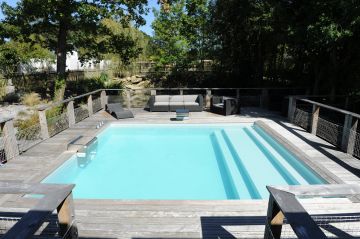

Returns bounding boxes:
[0,0,148,77]
[151,0,209,68]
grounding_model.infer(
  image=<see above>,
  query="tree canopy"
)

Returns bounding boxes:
[0,0,148,77]
[150,0,360,95]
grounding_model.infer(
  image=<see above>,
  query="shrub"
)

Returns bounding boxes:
[14,112,41,140]
[21,92,41,106]
[2,92,20,103]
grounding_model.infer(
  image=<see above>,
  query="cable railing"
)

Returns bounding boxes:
[288,97,360,158]
[264,184,360,239]
[15,122,42,153]
[0,87,303,162]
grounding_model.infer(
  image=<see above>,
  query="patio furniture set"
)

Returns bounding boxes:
[105,94,241,120]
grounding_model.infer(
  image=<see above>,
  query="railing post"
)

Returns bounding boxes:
[38,109,50,140]
[67,101,76,127]
[0,118,19,161]
[126,89,131,109]
[264,195,284,239]
[57,192,78,239]
[179,89,184,95]
[342,115,358,155]
[261,89,269,109]
[150,89,157,96]
[311,105,320,135]
[100,90,107,109]
[87,95,93,116]
[236,89,240,99]
[206,89,212,109]
[288,96,297,122]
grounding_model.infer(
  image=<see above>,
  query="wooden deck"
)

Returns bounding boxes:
[1,108,360,238]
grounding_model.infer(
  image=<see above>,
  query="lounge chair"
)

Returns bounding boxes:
[105,103,134,119]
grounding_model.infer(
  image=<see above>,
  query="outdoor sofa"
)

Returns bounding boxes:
[210,96,240,116]
[105,103,134,119]
[149,95,203,112]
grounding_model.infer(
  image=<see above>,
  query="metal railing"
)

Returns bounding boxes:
[288,97,360,158]
[264,184,360,239]
[0,87,303,162]
[0,182,77,239]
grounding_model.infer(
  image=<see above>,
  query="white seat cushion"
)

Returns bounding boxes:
[170,95,184,102]
[184,102,199,106]
[155,95,169,102]
[183,95,198,102]
[169,102,184,106]
[154,102,169,106]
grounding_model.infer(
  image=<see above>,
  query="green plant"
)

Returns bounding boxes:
[14,113,41,140]
[21,92,41,106]
[2,93,20,103]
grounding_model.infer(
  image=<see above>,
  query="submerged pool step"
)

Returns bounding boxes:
[212,131,255,199]
[243,127,307,185]
[222,129,292,198]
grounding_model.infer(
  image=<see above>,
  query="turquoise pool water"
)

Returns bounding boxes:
[42,124,325,200]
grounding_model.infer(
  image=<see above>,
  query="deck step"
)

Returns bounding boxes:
[212,131,253,199]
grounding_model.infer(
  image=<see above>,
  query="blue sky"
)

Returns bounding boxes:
[0,0,159,36]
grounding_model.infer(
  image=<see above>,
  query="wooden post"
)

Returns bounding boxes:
[311,105,320,135]
[126,89,131,109]
[38,109,50,140]
[261,89,269,109]
[87,95,93,116]
[0,118,19,161]
[288,96,297,122]
[264,195,284,239]
[150,89,157,96]
[179,89,184,95]
[342,115,358,155]
[57,192,78,239]
[67,101,75,127]
[206,89,212,109]
[100,90,107,109]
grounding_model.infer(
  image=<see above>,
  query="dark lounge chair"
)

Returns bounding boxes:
[105,103,134,119]
[210,96,240,116]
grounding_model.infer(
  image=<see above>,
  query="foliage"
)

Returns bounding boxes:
[14,112,41,140]
[0,0,148,76]
[151,0,209,68]
[0,40,53,77]
[151,0,360,95]
[21,92,41,106]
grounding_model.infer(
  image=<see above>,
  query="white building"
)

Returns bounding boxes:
[19,52,111,73]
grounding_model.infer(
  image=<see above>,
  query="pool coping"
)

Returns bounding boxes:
[254,120,344,185]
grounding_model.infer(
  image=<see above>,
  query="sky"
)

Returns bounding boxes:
[0,0,159,36]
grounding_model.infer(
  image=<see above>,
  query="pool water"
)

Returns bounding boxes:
[42,124,325,200]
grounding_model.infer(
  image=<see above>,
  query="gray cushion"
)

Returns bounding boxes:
[155,95,169,102]
[183,95,198,102]
[170,95,184,102]
[184,102,199,106]
[214,103,224,108]
[169,102,184,106]
[154,102,169,106]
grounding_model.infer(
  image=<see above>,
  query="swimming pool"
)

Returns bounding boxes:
[42,123,325,200]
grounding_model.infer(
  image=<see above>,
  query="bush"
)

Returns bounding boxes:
[2,92,20,103]
[21,92,41,106]
[14,112,41,140]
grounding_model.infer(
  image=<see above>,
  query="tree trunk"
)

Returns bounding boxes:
[56,20,68,78]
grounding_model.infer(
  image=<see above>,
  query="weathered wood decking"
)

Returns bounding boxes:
[1,108,360,239]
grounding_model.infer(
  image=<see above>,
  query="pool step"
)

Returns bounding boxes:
[253,125,325,184]
[243,127,306,185]
[222,129,292,199]
[212,131,254,199]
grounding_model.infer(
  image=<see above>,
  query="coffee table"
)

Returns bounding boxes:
[176,109,190,120]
